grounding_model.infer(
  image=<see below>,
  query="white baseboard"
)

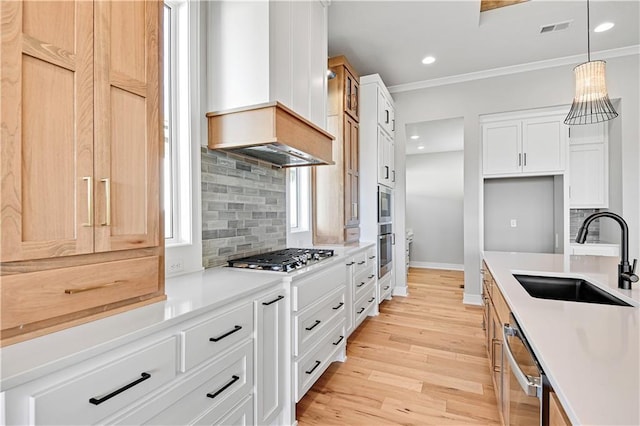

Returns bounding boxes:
[463,293,483,306]
[392,286,409,297]
[409,261,464,271]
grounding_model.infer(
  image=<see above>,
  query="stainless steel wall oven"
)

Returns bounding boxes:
[378,223,393,278]
[378,185,392,224]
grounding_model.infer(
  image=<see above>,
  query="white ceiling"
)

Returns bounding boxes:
[405,117,464,155]
[328,0,640,90]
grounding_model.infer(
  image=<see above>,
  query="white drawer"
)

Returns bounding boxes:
[353,251,368,276]
[292,262,345,312]
[294,286,345,357]
[198,394,254,426]
[30,337,177,425]
[354,268,376,302]
[378,272,393,303]
[354,287,377,329]
[142,340,253,426]
[294,320,345,402]
[181,302,253,371]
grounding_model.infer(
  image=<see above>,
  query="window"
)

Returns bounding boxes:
[289,167,310,232]
[164,0,191,246]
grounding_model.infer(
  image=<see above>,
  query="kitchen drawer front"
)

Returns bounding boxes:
[354,286,376,329]
[197,394,254,426]
[30,337,176,425]
[292,262,345,312]
[354,268,376,301]
[492,282,510,325]
[294,286,345,356]
[142,340,253,426]
[295,320,345,402]
[344,227,360,243]
[1,256,160,330]
[180,302,253,372]
[379,278,393,302]
[353,250,369,276]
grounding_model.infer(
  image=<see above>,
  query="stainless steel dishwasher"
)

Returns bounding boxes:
[503,313,550,425]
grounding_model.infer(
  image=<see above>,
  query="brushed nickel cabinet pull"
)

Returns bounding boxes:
[64,280,124,294]
[101,178,111,226]
[82,176,93,227]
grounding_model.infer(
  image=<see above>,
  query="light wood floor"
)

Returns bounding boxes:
[297,268,500,425]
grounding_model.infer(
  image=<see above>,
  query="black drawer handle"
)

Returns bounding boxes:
[210,325,242,342]
[368,297,375,303]
[207,375,240,399]
[305,320,321,331]
[357,281,366,288]
[384,286,390,290]
[345,261,355,266]
[332,302,344,310]
[368,255,376,259]
[89,372,151,405]
[332,335,344,346]
[305,360,321,375]
[357,261,366,265]
[368,274,375,279]
[262,295,284,306]
[357,307,365,314]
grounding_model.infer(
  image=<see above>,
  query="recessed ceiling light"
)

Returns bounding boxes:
[594,22,615,33]
[410,135,420,140]
[417,146,425,150]
[421,56,436,65]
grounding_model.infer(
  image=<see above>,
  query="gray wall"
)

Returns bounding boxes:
[201,148,286,268]
[392,54,640,299]
[484,177,555,253]
[406,151,464,266]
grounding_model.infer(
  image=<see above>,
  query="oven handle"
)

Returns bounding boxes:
[503,324,541,397]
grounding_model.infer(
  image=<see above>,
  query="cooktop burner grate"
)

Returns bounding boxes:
[228,248,335,272]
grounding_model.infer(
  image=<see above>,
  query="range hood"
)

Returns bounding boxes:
[206,102,334,168]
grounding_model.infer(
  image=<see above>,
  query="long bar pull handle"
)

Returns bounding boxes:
[262,295,284,306]
[492,338,502,372]
[385,166,389,179]
[524,153,527,166]
[368,297,375,303]
[353,202,358,219]
[209,325,242,342]
[357,281,366,288]
[345,261,355,266]
[518,153,522,167]
[207,375,240,399]
[89,372,151,405]
[305,360,321,375]
[385,110,389,124]
[101,178,111,226]
[503,324,541,397]
[332,335,345,346]
[65,280,124,294]
[332,302,344,310]
[357,261,366,265]
[305,320,321,331]
[357,307,365,314]
[82,177,93,227]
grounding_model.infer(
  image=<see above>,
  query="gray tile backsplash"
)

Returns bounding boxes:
[201,148,286,268]
[570,208,600,242]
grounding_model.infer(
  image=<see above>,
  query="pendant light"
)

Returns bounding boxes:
[564,0,618,125]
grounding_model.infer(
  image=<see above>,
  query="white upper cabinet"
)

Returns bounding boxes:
[482,114,567,177]
[569,122,609,208]
[377,90,395,137]
[206,0,328,128]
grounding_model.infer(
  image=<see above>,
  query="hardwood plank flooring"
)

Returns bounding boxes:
[297,268,500,425]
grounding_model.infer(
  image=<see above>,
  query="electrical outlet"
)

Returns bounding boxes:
[510,219,517,228]
[167,259,184,274]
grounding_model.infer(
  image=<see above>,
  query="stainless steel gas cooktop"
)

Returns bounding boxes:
[227,248,334,272]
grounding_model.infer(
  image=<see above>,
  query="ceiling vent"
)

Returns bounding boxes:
[540,20,572,34]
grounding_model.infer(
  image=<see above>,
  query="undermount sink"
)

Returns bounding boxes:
[513,274,632,307]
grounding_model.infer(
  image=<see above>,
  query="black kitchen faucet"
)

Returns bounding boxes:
[576,211,638,289]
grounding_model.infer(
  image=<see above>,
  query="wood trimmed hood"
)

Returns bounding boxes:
[206,102,335,168]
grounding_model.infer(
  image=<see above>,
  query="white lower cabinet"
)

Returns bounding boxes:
[255,289,287,425]
[378,270,393,302]
[209,395,254,426]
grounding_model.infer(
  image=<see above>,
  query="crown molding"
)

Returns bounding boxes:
[388,44,640,94]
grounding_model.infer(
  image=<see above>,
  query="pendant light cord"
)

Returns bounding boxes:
[587,0,591,62]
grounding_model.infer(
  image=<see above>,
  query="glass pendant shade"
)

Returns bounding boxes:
[564,60,618,125]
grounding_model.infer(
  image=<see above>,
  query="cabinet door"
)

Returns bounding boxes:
[569,143,608,208]
[344,116,359,227]
[483,121,522,176]
[94,0,161,252]
[522,117,566,173]
[377,128,387,185]
[377,90,394,135]
[1,1,94,261]
[344,69,359,121]
[389,138,396,188]
[255,290,287,425]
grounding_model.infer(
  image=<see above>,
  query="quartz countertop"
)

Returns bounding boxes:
[483,251,640,426]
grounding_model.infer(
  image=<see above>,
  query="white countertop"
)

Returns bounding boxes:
[483,251,640,426]
[0,243,375,390]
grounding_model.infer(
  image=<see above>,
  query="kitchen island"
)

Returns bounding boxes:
[483,251,639,425]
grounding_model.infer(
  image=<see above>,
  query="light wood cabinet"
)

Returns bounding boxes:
[549,391,573,426]
[483,115,567,177]
[313,55,360,244]
[0,0,164,345]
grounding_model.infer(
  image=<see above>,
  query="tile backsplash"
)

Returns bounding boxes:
[201,148,286,268]
[570,208,600,242]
